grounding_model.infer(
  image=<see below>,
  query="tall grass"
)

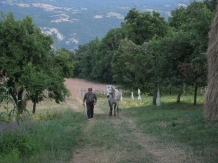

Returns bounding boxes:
[0,86,86,163]
[0,108,86,163]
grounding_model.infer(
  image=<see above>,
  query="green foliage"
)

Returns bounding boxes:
[123,8,169,45]
[148,31,193,86]
[0,86,29,123]
[0,148,20,163]
[0,12,73,113]
[76,38,100,80]
[0,109,85,163]
[20,63,49,98]
[169,2,213,54]
[73,1,214,104]
[167,1,213,103]
[55,48,75,78]
[112,39,152,90]
[203,0,218,12]
[0,131,36,155]
[90,28,125,83]
[73,44,89,77]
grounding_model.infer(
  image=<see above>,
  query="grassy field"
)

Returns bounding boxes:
[0,79,218,163]
[122,96,218,163]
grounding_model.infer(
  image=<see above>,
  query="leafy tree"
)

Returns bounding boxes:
[169,1,213,105]
[19,63,49,113]
[112,39,153,91]
[0,12,71,113]
[92,28,125,83]
[120,8,170,104]
[203,0,218,12]
[146,37,163,105]
[148,31,194,103]
[75,29,125,83]
[170,2,213,52]
[55,48,75,78]
[74,44,89,77]
[76,38,100,80]
[178,54,207,105]
[123,8,169,45]
[169,7,187,30]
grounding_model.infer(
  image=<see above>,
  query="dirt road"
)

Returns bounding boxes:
[65,78,197,163]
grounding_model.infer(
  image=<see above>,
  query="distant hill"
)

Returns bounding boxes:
[0,0,185,51]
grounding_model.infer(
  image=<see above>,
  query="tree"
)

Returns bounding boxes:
[74,28,125,83]
[169,7,187,30]
[122,8,169,104]
[92,28,125,83]
[112,39,153,91]
[169,1,213,105]
[148,31,194,103]
[77,38,100,81]
[0,12,71,114]
[203,0,218,12]
[178,54,207,105]
[19,63,49,114]
[123,8,169,45]
[55,48,74,78]
[74,44,89,77]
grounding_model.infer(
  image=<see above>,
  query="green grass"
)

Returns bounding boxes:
[1,94,218,163]
[0,108,86,163]
[123,95,218,163]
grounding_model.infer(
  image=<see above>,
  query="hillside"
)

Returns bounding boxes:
[0,0,186,51]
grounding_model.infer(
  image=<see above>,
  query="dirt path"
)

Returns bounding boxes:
[64,78,105,114]
[65,78,197,163]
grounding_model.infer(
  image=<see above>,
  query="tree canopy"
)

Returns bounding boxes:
[73,1,214,105]
[0,12,74,113]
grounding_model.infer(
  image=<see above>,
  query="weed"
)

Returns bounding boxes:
[0,86,29,124]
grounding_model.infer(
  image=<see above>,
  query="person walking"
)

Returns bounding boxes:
[83,88,97,120]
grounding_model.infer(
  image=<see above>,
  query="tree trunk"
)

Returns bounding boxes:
[177,86,183,103]
[194,84,198,106]
[17,89,24,114]
[32,100,36,114]
[153,82,158,105]
[32,96,38,114]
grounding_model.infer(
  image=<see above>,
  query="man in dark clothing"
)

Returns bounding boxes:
[83,88,97,120]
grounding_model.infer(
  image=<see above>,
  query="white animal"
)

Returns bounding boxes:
[106,85,122,116]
